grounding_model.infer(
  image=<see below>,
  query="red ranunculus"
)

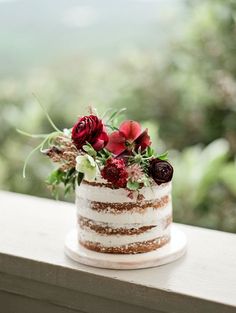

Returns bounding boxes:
[106,120,151,155]
[101,158,128,188]
[72,115,108,151]
[148,158,173,185]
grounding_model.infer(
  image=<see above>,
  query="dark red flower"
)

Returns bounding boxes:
[148,158,173,185]
[134,129,151,151]
[71,115,108,151]
[101,158,128,188]
[106,120,151,155]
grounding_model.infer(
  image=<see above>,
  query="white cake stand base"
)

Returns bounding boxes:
[64,225,187,270]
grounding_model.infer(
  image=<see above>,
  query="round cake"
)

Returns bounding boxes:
[40,111,174,255]
[76,179,172,254]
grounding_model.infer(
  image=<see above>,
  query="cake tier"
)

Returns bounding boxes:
[76,180,172,254]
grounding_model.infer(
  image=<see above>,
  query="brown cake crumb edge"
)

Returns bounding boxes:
[87,195,170,212]
[80,235,170,254]
[78,215,172,235]
[82,179,168,189]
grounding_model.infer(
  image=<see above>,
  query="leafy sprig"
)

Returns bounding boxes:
[105,108,127,131]
[46,168,84,198]
[82,142,111,165]
[17,95,63,178]
[17,130,61,178]
[156,151,169,161]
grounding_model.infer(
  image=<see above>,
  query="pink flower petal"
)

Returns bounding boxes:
[106,131,126,155]
[119,120,142,141]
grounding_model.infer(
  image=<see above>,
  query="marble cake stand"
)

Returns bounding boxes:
[64,225,187,270]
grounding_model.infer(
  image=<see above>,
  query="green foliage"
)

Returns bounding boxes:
[127,180,140,191]
[156,151,169,161]
[77,172,84,186]
[46,167,80,198]
[220,162,236,197]
[18,130,60,178]
[96,149,112,166]
[105,108,127,130]
[82,143,97,158]
[172,139,236,232]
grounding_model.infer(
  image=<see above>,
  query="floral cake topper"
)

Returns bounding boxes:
[18,105,173,197]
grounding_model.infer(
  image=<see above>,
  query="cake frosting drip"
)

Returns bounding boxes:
[76,180,172,254]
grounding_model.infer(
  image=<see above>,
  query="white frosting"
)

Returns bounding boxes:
[76,182,171,203]
[78,225,171,247]
[77,202,172,226]
[76,180,172,250]
[85,175,108,184]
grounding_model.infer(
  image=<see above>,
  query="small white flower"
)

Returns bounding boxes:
[76,155,99,180]
[63,128,72,137]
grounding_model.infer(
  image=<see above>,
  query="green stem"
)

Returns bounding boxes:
[106,108,126,123]
[23,131,59,178]
[23,139,46,178]
[32,93,62,133]
[105,124,119,131]
[16,129,49,138]
[101,107,113,119]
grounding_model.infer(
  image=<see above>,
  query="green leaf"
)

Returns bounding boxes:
[96,149,112,165]
[156,151,169,161]
[82,144,91,153]
[46,169,63,185]
[65,168,76,185]
[127,180,140,190]
[77,172,84,186]
[64,184,72,197]
[147,146,155,157]
[107,108,127,123]
[82,144,97,157]
[46,167,77,198]
[220,163,236,197]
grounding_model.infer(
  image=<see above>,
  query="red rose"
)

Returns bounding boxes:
[106,120,151,155]
[101,158,128,188]
[72,115,108,151]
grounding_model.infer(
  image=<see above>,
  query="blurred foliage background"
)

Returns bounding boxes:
[0,0,236,232]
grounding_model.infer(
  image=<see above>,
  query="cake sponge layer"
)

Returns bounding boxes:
[80,235,170,254]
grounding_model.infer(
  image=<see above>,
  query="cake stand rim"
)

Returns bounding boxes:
[64,225,187,270]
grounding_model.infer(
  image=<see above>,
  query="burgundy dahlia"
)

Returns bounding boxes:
[101,158,128,188]
[148,158,173,185]
[71,115,108,151]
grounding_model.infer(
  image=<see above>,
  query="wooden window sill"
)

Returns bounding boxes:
[0,191,235,313]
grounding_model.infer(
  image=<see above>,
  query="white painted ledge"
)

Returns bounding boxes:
[0,191,236,313]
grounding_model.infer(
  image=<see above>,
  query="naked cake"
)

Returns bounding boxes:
[33,108,174,255]
[76,178,172,254]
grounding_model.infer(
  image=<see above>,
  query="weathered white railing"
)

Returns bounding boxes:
[0,191,235,313]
